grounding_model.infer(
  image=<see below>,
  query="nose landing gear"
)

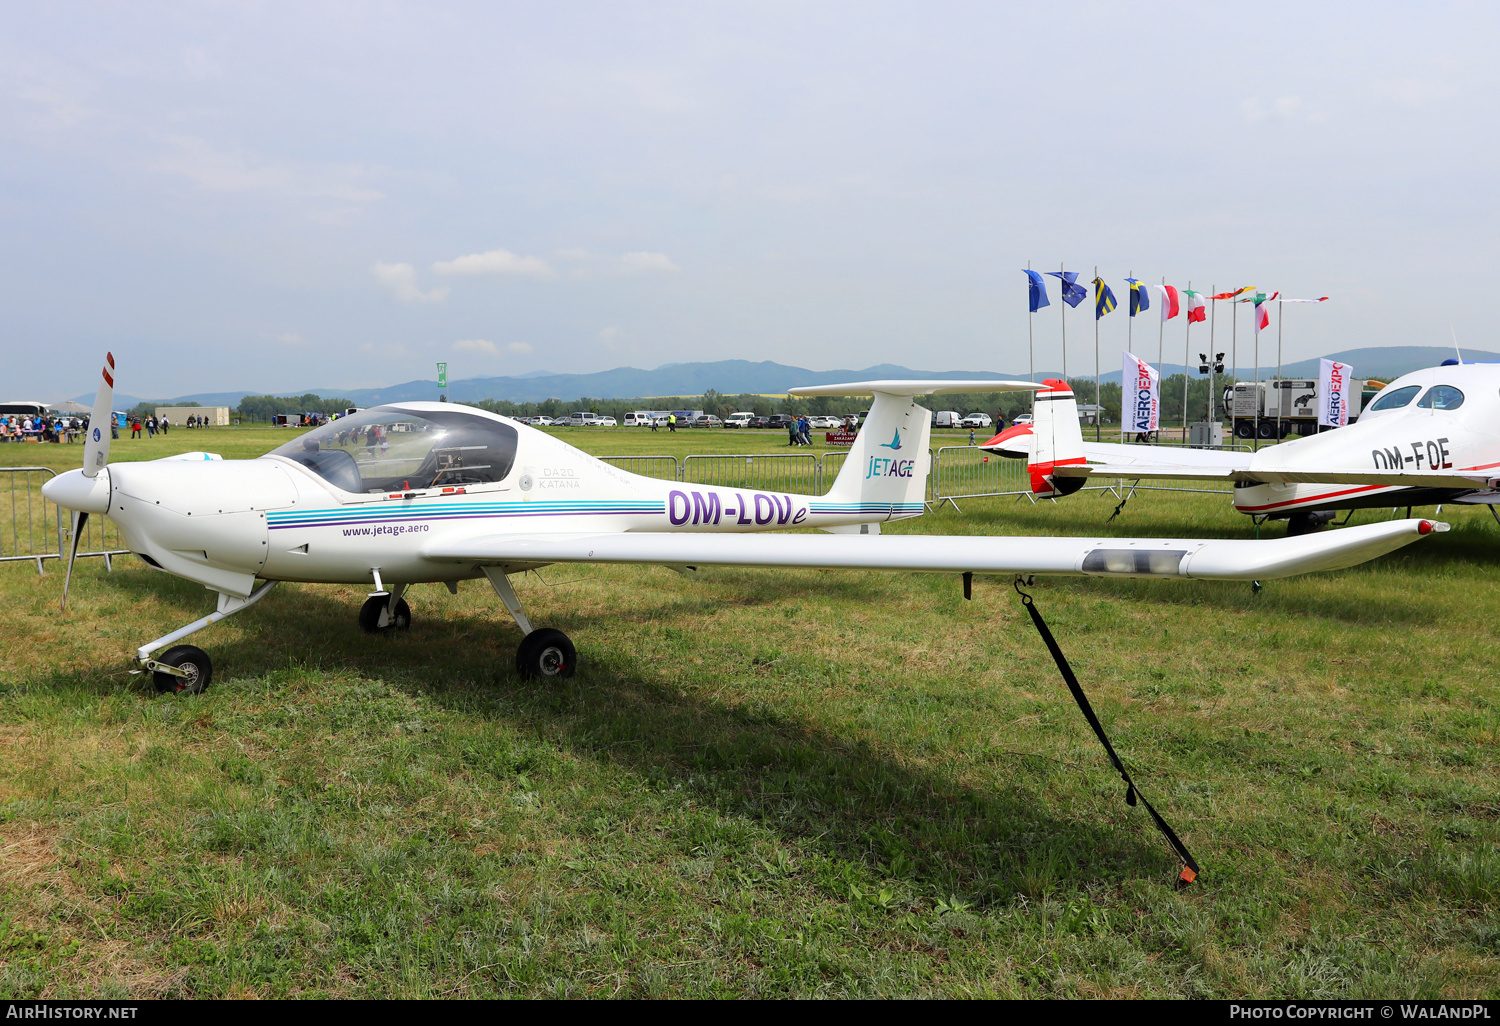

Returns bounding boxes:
[132,581,279,696]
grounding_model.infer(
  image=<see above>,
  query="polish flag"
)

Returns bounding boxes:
[1158,285,1180,321]
[1185,291,1206,323]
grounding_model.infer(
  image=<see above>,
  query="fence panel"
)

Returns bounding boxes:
[599,455,681,482]
[0,466,129,573]
[682,453,821,494]
[931,446,1029,501]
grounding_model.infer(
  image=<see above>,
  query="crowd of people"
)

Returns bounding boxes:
[0,413,88,443]
[0,409,222,443]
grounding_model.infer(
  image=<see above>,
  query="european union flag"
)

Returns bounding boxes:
[1093,277,1117,320]
[1125,277,1149,317]
[1046,270,1087,308]
[1023,269,1050,313]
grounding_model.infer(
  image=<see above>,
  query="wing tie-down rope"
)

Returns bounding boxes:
[1013,577,1200,886]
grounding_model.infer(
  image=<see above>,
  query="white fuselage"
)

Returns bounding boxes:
[1232,364,1500,516]
[95,409,921,597]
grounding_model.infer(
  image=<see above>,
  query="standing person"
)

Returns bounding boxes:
[969,427,976,446]
[799,416,811,446]
[160,417,169,435]
[786,417,797,446]
[667,413,676,433]
[130,417,142,439]
[145,415,156,438]
[650,414,658,433]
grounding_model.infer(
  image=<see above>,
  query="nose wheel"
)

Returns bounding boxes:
[516,628,576,679]
[359,594,412,632]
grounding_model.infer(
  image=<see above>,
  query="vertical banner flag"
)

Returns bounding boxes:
[1122,351,1161,434]
[1158,285,1181,321]
[437,362,448,388]
[1024,270,1050,312]
[1126,278,1150,316]
[1047,270,1088,307]
[1093,277,1118,319]
[1318,358,1352,427]
[1184,288,1206,323]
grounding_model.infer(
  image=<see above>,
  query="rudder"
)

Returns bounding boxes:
[1028,378,1086,497]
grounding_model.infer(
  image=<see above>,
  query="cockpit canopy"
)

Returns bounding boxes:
[270,406,519,494]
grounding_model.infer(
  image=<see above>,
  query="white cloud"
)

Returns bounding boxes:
[508,341,533,354]
[432,248,554,278]
[152,135,384,202]
[453,338,499,356]
[273,332,305,347]
[1241,96,1305,123]
[374,262,449,303]
[614,251,680,275]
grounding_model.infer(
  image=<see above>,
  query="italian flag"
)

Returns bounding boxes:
[1183,289,1206,323]
[1252,291,1279,332]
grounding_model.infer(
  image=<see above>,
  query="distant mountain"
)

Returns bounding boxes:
[67,347,1495,410]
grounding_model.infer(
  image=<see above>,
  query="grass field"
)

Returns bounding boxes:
[1,426,1496,998]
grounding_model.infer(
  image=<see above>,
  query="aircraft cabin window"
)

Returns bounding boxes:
[269,407,519,493]
[1416,385,1465,410]
[1367,385,1420,412]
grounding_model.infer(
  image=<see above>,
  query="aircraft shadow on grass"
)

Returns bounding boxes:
[54,562,1176,900]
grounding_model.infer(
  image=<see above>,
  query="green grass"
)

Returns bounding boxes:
[0,427,1497,997]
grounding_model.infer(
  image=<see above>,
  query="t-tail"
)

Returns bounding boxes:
[787,378,1042,522]
[1027,378,1087,498]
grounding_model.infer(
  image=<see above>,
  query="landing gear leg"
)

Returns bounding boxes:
[483,567,577,679]
[134,581,279,695]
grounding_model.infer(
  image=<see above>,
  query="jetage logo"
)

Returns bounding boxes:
[880,429,903,451]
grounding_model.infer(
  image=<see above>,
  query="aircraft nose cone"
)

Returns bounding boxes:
[42,467,111,514]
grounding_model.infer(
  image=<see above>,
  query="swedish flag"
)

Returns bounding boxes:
[1125,277,1150,317]
[1093,277,1118,320]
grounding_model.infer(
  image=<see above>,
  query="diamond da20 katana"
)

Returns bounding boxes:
[43,354,1444,694]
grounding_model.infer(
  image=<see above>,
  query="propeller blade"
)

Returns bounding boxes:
[82,352,114,479]
[60,510,87,612]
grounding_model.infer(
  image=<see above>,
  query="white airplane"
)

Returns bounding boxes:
[43,354,1444,695]
[990,364,1500,535]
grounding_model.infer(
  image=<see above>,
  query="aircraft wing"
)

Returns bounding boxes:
[422,519,1443,582]
[1051,464,1499,489]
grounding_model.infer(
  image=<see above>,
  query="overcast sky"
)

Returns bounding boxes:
[3,1,1497,398]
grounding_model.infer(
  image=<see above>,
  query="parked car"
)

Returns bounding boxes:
[623,412,650,427]
[767,414,793,429]
[960,412,993,429]
[596,416,618,426]
[1011,413,1032,426]
[693,415,723,428]
[807,415,839,429]
[724,412,755,428]
[568,412,602,426]
[750,416,772,429]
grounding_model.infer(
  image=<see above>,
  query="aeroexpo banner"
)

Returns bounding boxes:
[1318,358,1353,427]
[1122,351,1160,434]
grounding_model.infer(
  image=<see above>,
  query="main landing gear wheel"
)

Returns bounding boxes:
[359,595,412,633]
[153,644,213,695]
[515,628,576,680]
[1286,511,1336,537]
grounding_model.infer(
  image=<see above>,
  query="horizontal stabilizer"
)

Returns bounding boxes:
[788,379,1041,397]
[424,518,1443,582]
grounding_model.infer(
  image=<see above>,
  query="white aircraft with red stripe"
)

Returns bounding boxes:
[988,364,1500,534]
[41,355,1445,695]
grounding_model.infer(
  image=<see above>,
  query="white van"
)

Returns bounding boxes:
[933,411,961,428]
[724,412,755,428]
[568,412,601,426]
[624,411,655,427]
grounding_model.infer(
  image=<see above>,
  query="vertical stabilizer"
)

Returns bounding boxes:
[822,391,932,520]
[1028,378,1087,497]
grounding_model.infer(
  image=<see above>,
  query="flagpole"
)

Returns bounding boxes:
[1093,265,1101,442]
[1232,299,1240,446]
[1060,262,1067,383]
[1208,285,1217,441]
[1028,261,1035,417]
[1157,275,1165,373]
[1253,297,1260,452]
[1184,281,1192,441]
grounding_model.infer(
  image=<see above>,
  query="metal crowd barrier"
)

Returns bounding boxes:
[1,467,128,574]
[599,455,682,482]
[683,453,821,494]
